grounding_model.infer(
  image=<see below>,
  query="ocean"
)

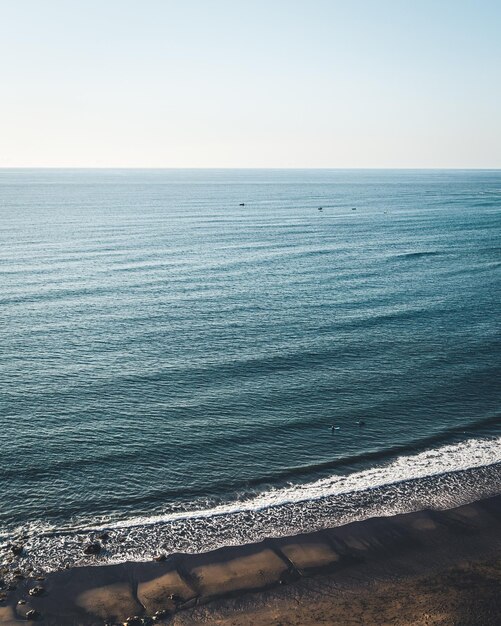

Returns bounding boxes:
[1,168,500,572]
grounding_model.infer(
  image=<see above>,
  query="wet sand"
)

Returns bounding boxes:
[1,495,501,625]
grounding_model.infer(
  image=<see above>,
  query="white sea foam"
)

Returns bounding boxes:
[2,436,501,574]
[94,435,501,531]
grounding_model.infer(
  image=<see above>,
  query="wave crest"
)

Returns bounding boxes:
[2,436,501,575]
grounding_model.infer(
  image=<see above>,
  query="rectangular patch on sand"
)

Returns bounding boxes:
[276,535,340,572]
[185,546,288,599]
[137,568,196,613]
[76,582,143,621]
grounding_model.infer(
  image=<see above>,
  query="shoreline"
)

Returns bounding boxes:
[4,450,501,578]
[1,494,501,625]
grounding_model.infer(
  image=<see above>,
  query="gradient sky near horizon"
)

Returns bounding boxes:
[1,0,500,168]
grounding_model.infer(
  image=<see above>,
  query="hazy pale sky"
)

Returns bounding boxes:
[1,0,500,168]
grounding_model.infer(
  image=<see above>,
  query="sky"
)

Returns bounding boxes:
[0,0,500,168]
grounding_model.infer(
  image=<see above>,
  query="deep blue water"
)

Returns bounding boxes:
[0,169,500,568]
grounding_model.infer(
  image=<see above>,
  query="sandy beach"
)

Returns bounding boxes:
[1,495,501,625]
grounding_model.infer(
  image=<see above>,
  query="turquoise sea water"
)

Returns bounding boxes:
[1,169,500,570]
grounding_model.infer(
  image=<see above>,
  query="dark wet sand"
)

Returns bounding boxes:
[1,495,501,625]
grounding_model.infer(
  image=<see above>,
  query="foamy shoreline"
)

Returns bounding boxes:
[3,442,501,578]
[1,493,501,625]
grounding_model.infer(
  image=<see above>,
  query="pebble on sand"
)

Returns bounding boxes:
[28,586,45,597]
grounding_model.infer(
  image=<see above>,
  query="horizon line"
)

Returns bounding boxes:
[1,166,501,171]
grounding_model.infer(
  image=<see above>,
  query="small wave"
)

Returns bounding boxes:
[395,251,442,260]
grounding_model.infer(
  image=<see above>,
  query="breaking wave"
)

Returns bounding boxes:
[2,436,501,575]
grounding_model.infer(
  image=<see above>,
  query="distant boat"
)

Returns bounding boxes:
[239,203,245,206]
[318,207,323,211]
[351,207,357,211]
